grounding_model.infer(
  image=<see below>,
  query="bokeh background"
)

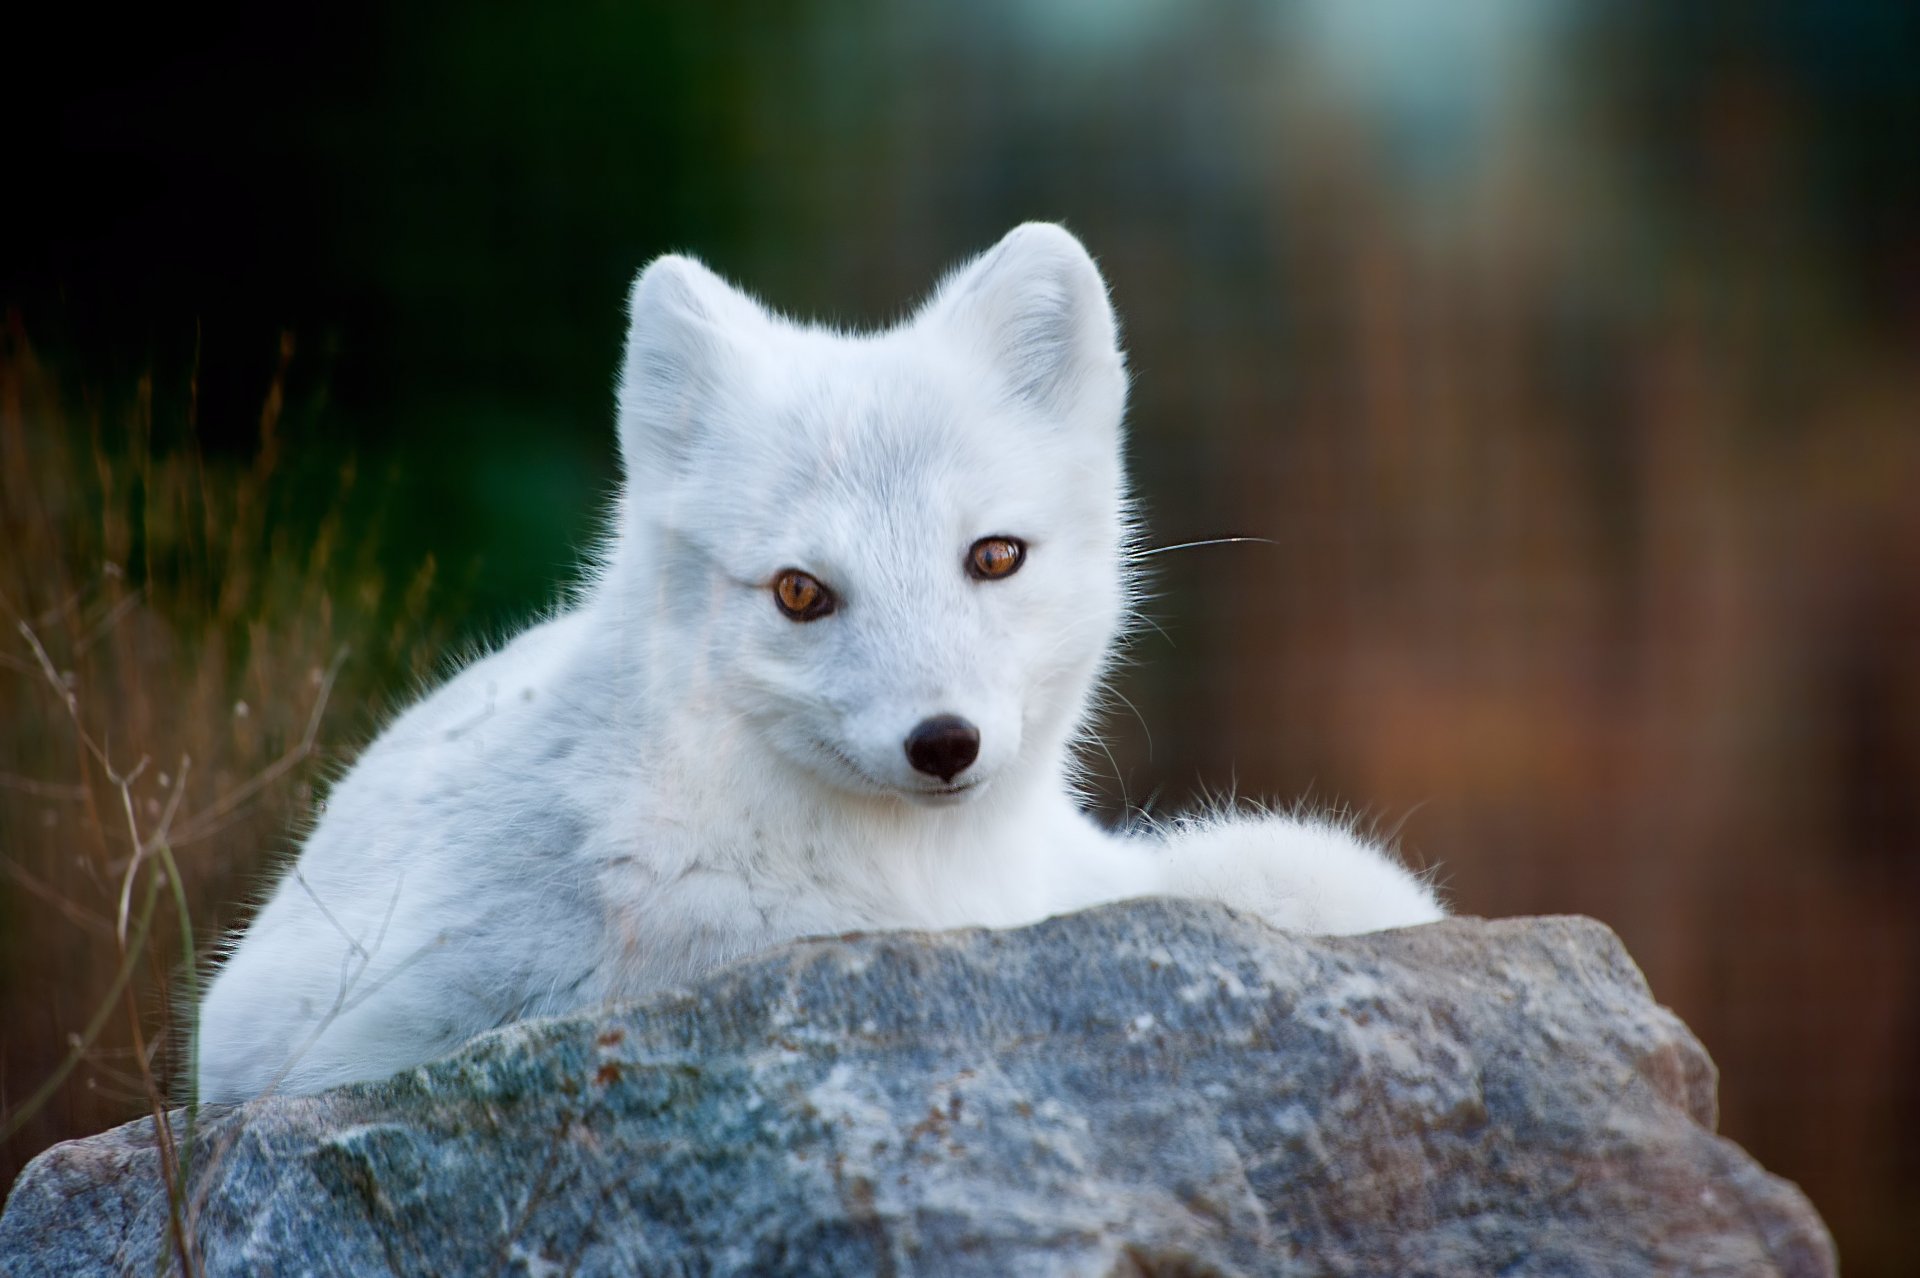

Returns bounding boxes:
[4,2,1916,1269]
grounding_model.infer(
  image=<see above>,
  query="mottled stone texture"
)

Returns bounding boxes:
[2,901,1834,1276]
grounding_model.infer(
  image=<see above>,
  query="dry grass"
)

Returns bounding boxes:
[0,316,439,1265]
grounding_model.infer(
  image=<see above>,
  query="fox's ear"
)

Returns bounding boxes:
[922,223,1126,425]
[617,254,762,474]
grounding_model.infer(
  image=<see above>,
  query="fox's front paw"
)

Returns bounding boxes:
[1153,809,1444,935]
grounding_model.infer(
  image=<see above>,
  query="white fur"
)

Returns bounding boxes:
[196,224,1443,1102]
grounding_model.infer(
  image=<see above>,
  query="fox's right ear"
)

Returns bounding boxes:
[921,223,1126,430]
[617,254,761,475]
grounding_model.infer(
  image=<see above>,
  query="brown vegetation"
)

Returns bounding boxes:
[0,320,437,1248]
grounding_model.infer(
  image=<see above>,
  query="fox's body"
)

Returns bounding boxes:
[198,225,1442,1102]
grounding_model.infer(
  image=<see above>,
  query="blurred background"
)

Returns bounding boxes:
[3,1,1915,1269]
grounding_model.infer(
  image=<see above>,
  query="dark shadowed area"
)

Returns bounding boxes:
[3,3,1916,1272]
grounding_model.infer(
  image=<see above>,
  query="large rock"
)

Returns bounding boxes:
[1,901,1834,1276]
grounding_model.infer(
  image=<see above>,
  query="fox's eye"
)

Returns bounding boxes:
[772,569,836,621]
[967,536,1026,581]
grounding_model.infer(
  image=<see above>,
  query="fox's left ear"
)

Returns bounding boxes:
[617,252,766,478]
[922,223,1126,427]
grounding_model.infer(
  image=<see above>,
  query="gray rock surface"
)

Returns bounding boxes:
[2,900,1835,1277]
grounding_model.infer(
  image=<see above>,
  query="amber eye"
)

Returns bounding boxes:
[967,536,1027,581]
[772,569,835,621]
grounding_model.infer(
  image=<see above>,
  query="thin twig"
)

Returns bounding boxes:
[170,647,345,847]
[0,771,91,800]
[152,836,202,1264]
[18,618,113,775]
[74,585,146,656]
[112,753,153,945]
[17,617,158,945]
[154,756,192,847]
[28,583,89,631]
[0,872,161,1143]
[295,869,371,961]
[0,854,114,937]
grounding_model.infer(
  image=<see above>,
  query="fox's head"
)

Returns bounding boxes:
[608,223,1132,807]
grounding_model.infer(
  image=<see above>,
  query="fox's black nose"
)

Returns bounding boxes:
[904,715,980,783]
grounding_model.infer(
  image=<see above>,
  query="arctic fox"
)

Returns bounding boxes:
[196,224,1442,1102]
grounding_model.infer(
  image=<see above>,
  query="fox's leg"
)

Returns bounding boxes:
[1151,808,1444,935]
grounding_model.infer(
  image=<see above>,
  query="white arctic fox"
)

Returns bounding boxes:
[196,224,1442,1102]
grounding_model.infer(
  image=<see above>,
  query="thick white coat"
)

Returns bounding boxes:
[197,225,1443,1101]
